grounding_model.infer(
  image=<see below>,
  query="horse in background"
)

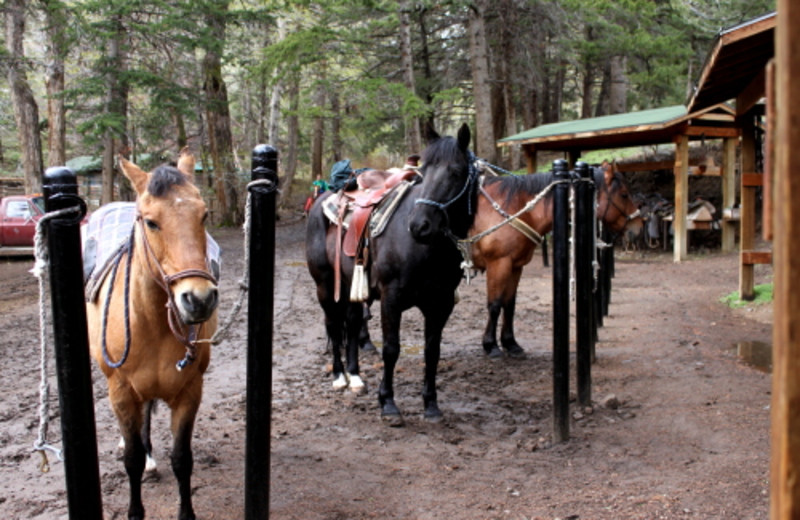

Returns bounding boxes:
[306,124,476,426]
[85,150,218,520]
[471,160,643,358]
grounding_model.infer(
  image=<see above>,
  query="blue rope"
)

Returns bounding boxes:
[101,231,135,369]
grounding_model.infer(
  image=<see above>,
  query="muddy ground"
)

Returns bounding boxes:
[0,215,773,519]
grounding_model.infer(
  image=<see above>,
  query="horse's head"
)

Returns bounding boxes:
[409,123,475,243]
[119,149,219,325]
[595,160,644,240]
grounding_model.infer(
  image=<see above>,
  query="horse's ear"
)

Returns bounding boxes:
[176,147,196,180]
[118,155,149,195]
[457,123,471,152]
[423,120,440,143]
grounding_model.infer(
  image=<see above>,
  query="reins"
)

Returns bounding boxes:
[100,213,217,372]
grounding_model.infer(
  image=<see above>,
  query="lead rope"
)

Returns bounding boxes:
[30,206,81,473]
[207,178,276,345]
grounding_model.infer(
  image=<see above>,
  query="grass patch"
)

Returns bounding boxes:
[719,283,773,308]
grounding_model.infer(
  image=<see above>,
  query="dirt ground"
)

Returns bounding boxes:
[0,215,773,519]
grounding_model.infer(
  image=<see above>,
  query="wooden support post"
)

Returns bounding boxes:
[739,111,757,300]
[721,137,738,253]
[524,145,537,173]
[673,134,689,262]
[771,3,800,517]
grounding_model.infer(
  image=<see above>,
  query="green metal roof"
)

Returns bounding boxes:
[500,105,688,144]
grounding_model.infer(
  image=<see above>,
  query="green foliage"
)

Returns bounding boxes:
[720,283,774,309]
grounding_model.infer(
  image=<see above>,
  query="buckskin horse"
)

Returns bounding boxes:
[84,150,218,520]
[470,160,643,358]
[306,124,476,426]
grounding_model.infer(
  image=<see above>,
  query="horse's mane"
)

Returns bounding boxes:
[484,170,555,207]
[422,136,466,167]
[148,165,188,197]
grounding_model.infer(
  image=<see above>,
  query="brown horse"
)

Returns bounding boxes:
[470,160,643,358]
[85,151,218,520]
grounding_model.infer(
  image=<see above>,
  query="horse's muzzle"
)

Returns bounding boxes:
[176,284,219,324]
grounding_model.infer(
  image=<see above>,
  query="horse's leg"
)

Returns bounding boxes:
[482,259,510,358]
[142,400,157,472]
[344,301,366,394]
[170,393,201,520]
[378,295,403,426]
[500,266,526,358]
[109,385,147,520]
[321,299,348,390]
[421,300,453,421]
[359,302,377,352]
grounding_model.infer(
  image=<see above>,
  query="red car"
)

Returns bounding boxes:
[0,194,46,256]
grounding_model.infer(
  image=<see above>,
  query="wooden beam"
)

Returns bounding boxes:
[737,67,767,116]
[741,250,773,265]
[772,4,800,518]
[684,126,740,138]
[721,137,738,253]
[673,134,689,262]
[764,59,775,241]
[523,145,537,173]
[739,110,757,300]
[743,173,764,187]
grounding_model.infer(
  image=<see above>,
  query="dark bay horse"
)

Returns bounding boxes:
[85,151,218,520]
[306,124,476,426]
[470,160,644,358]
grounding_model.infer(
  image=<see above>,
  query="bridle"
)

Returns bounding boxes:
[414,150,480,224]
[101,211,217,372]
[598,173,641,227]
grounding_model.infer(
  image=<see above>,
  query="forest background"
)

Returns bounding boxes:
[0,0,775,224]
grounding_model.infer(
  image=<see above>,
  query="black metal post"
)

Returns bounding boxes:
[245,145,278,519]
[602,229,613,316]
[574,161,594,407]
[43,167,103,520]
[551,159,570,443]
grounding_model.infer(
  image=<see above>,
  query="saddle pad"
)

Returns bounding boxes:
[369,180,412,238]
[82,202,221,302]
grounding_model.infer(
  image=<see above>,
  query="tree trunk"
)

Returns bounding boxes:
[40,0,67,168]
[267,19,286,148]
[608,55,627,114]
[280,73,300,211]
[5,0,43,194]
[400,3,422,155]
[498,0,519,170]
[102,16,129,204]
[311,77,326,181]
[202,0,240,225]
[468,1,496,163]
[330,91,342,162]
[415,6,436,138]
[595,59,611,117]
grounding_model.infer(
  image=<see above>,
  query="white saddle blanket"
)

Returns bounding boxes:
[82,202,220,302]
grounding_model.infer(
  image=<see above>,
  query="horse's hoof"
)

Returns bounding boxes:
[381,402,404,427]
[485,346,503,359]
[424,405,443,423]
[332,373,348,391]
[145,454,157,472]
[381,412,405,427]
[504,344,526,359]
[360,341,377,353]
[348,374,367,395]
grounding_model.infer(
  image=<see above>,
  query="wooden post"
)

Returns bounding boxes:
[524,144,537,173]
[771,4,800,518]
[764,59,775,242]
[739,111,757,300]
[673,134,689,262]
[721,137,738,253]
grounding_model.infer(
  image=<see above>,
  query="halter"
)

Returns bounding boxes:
[101,212,217,372]
[414,150,480,218]
[599,173,641,225]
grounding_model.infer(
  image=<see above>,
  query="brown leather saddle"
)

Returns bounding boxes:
[325,167,420,301]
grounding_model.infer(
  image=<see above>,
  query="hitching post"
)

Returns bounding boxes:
[245,145,278,519]
[551,159,570,442]
[43,167,104,519]
[574,161,594,407]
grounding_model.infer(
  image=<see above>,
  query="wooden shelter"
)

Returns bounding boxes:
[498,12,775,280]
[498,104,739,263]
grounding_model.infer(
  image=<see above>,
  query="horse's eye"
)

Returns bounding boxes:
[145,219,159,231]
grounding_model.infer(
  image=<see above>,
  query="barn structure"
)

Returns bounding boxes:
[497,12,775,303]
